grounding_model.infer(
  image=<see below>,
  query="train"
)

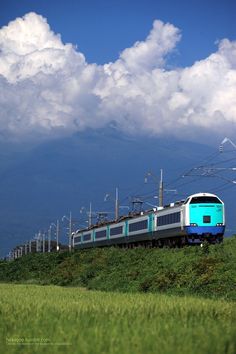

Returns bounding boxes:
[73,192,225,249]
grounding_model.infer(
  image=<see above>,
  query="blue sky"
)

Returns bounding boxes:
[1,0,236,66]
[0,0,236,141]
[0,0,235,142]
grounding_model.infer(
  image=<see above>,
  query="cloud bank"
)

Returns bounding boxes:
[0,12,236,141]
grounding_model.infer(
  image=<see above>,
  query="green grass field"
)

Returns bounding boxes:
[1,238,236,300]
[0,284,235,354]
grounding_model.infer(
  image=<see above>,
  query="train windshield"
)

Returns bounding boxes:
[190,196,222,204]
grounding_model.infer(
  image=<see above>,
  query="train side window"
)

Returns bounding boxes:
[129,220,148,232]
[74,236,81,243]
[83,233,91,241]
[110,226,123,236]
[95,230,107,239]
[157,212,180,226]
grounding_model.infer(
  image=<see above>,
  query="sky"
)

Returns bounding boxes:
[0,0,236,256]
[1,0,236,66]
[0,0,236,144]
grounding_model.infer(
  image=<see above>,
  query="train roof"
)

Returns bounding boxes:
[73,192,223,234]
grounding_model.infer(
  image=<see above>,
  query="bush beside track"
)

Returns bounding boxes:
[0,237,236,300]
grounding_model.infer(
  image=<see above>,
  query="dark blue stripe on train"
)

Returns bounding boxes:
[185,226,225,236]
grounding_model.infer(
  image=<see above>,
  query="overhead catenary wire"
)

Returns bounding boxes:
[117,142,236,210]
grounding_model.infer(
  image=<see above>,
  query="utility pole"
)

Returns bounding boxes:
[48,227,51,252]
[37,232,41,252]
[115,187,119,220]
[80,203,94,228]
[145,169,164,207]
[159,169,164,207]
[35,234,38,252]
[50,220,60,252]
[69,212,72,252]
[104,189,119,220]
[42,233,45,253]
[62,212,72,252]
[89,203,92,227]
[56,219,60,252]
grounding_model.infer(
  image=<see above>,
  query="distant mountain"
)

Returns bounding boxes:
[0,130,235,257]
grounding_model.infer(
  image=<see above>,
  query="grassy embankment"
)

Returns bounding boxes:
[0,237,236,300]
[0,284,235,354]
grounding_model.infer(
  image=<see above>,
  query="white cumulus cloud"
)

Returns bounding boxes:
[0,12,236,142]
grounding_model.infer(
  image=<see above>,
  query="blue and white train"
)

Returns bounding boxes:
[73,192,225,248]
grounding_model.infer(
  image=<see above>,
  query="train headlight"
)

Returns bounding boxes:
[216,223,223,226]
[190,223,198,226]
